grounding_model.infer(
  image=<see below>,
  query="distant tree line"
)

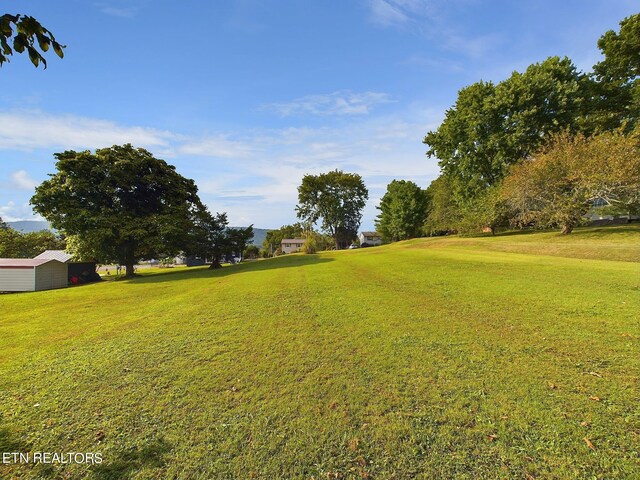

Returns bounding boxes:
[419,13,640,236]
[0,219,65,258]
[373,13,640,241]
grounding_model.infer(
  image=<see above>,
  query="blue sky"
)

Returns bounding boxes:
[0,1,637,230]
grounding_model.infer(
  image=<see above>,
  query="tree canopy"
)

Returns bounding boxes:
[424,57,586,201]
[591,13,640,131]
[296,170,368,250]
[501,129,640,234]
[1,14,64,69]
[31,145,202,276]
[0,227,65,258]
[375,180,428,242]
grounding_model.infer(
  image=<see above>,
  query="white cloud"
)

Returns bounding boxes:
[262,91,393,117]
[10,170,38,190]
[0,111,178,151]
[0,106,443,229]
[95,2,139,18]
[366,0,501,59]
[178,135,255,159]
[368,0,410,26]
[100,6,137,17]
[0,201,44,222]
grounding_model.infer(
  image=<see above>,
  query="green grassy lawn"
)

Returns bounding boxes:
[1,225,639,479]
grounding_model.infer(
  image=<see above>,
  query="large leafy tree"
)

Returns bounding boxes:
[296,170,368,250]
[375,180,428,242]
[425,57,587,201]
[501,130,640,234]
[591,13,640,132]
[31,144,202,277]
[1,14,64,68]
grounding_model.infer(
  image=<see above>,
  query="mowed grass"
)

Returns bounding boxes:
[1,225,639,479]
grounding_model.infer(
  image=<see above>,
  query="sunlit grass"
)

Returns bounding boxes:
[1,225,639,478]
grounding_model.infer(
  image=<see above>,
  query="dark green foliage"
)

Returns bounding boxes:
[423,175,462,235]
[591,13,640,131]
[227,225,254,261]
[0,14,64,69]
[189,209,229,269]
[31,145,202,276]
[375,180,428,242]
[424,57,587,201]
[243,245,260,259]
[189,209,254,268]
[0,227,65,258]
[296,170,368,250]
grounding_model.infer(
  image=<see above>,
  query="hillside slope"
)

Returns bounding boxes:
[1,226,639,478]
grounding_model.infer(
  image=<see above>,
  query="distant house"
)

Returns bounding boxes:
[0,258,68,292]
[358,231,382,247]
[281,238,306,254]
[34,250,100,283]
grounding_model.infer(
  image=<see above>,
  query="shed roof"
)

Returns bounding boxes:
[0,258,63,268]
[281,238,306,244]
[361,231,381,236]
[34,250,73,262]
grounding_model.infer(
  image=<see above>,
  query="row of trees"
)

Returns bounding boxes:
[0,219,65,258]
[417,13,640,236]
[30,144,253,277]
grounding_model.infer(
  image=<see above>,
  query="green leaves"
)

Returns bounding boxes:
[30,145,203,269]
[375,180,428,242]
[296,170,368,249]
[0,13,65,69]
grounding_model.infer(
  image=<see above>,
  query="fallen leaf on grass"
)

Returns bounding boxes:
[588,372,602,378]
[548,382,558,390]
[621,333,633,338]
[583,437,596,451]
[589,396,601,401]
[487,434,498,442]
[581,421,590,427]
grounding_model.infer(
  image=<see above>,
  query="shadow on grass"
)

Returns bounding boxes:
[0,425,30,452]
[91,438,172,480]
[459,224,639,240]
[126,254,335,284]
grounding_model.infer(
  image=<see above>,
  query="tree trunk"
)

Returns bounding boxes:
[209,256,223,269]
[125,262,135,277]
[560,223,574,235]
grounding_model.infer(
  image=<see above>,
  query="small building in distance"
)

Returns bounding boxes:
[281,238,306,254]
[0,258,68,292]
[34,250,100,284]
[358,231,383,247]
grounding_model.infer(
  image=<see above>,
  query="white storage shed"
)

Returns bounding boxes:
[0,258,68,292]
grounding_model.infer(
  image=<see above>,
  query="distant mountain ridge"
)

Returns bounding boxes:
[7,221,51,233]
[8,221,269,247]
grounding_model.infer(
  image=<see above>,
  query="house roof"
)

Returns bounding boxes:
[0,258,63,269]
[33,250,73,262]
[361,231,381,236]
[281,238,306,244]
